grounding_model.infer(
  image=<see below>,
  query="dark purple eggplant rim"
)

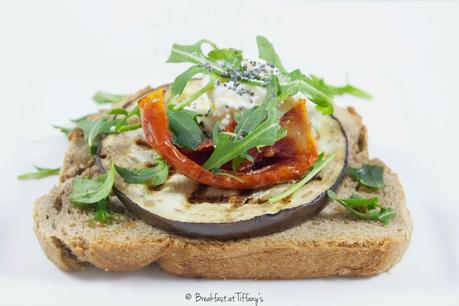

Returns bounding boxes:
[96,112,348,241]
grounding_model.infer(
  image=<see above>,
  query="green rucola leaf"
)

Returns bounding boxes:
[377,207,395,225]
[256,35,286,72]
[309,75,372,100]
[167,108,205,150]
[92,91,125,104]
[347,164,385,189]
[17,166,60,180]
[203,107,282,170]
[331,194,379,207]
[114,158,168,186]
[91,198,114,223]
[107,108,129,116]
[231,152,254,171]
[171,79,215,111]
[75,117,100,154]
[69,162,115,205]
[52,125,72,135]
[166,39,217,64]
[278,69,334,115]
[327,190,394,225]
[234,77,279,137]
[170,65,209,97]
[269,153,335,203]
[208,48,243,69]
[76,117,113,154]
[75,106,141,155]
[109,105,141,134]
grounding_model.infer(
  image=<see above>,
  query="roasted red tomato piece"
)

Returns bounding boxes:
[139,89,318,189]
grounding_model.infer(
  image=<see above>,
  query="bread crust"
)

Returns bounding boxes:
[33,104,412,278]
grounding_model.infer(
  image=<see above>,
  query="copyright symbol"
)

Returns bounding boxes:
[185,293,192,300]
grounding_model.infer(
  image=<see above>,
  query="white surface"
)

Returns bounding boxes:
[1,0,458,305]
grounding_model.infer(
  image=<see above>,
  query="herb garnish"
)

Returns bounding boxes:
[114,158,168,186]
[169,66,210,99]
[268,153,335,203]
[171,79,215,111]
[348,164,385,189]
[70,162,116,205]
[203,78,284,170]
[327,190,395,224]
[75,117,113,154]
[308,75,372,100]
[109,105,142,133]
[205,107,282,170]
[233,77,280,138]
[69,162,116,223]
[166,35,370,116]
[74,106,141,154]
[52,125,72,135]
[17,166,60,180]
[167,108,205,149]
[53,91,135,143]
[256,36,287,73]
[203,109,281,170]
[164,36,371,170]
[92,91,126,104]
[69,159,168,222]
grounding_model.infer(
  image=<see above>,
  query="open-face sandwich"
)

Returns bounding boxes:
[29,36,412,278]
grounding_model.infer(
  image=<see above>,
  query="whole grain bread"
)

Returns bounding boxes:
[33,101,412,279]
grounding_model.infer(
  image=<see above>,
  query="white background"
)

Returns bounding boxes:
[1,0,458,305]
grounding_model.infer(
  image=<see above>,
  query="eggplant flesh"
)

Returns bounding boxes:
[97,81,348,239]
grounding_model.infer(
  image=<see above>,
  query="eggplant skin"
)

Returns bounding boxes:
[114,179,341,240]
[96,113,349,240]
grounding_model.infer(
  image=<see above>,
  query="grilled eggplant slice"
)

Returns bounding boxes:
[97,81,348,239]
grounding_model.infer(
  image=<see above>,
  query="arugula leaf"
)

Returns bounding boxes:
[234,77,279,137]
[256,35,286,72]
[76,118,112,154]
[170,65,209,97]
[208,48,243,69]
[166,37,371,118]
[70,162,115,205]
[166,39,264,89]
[86,118,112,154]
[92,91,125,104]
[109,105,141,133]
[167,108,205,149]
[231,152,254,171]
[327,190,395,225]
[171,79,215,111]
[17,166,60,180]
[276,127,288,140]
[107,108,129,116]
[309,75,372,99]
[166,39,217,64]
[268,153,335,203]
[52,125,72,135]
[348,164,385,189]
[114,158,168,186]
[278,69,334,115]
[75,106,141,154]
[91,198,114,223]
[204,106,283,170]
[71,114,90,123]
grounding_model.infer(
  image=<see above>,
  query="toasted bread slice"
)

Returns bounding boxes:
[33,100,412,278]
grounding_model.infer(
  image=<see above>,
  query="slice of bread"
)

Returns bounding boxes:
[33,102,412,279]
